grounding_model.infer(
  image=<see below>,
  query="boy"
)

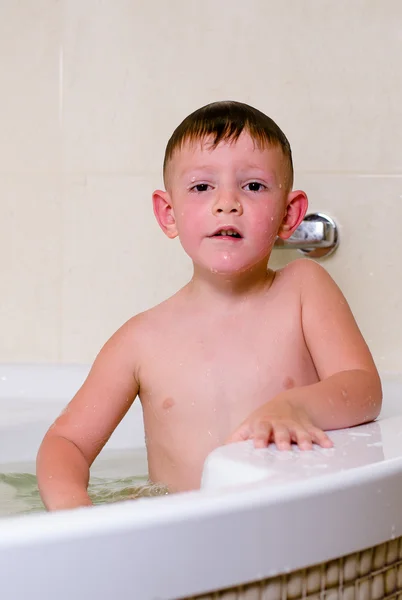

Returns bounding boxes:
[37,101,382,510]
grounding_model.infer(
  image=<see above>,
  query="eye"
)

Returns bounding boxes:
[244,181,267,192]
[190,183,211,193]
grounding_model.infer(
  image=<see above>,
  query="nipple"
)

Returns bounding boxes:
[162,397,175,411]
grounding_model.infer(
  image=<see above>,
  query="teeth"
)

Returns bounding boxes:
[220,229,237,236]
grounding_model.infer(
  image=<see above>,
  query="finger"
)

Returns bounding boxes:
[225,424,252,445]
[252,422,272,449]
[308,427,333,448]
[273,424,291,451]
[293,428,313,451]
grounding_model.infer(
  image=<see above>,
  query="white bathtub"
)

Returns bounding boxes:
[1,364,402,600]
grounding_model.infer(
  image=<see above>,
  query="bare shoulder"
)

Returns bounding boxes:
[107,306,169,367]
[129,288,186,331]
[276,257,330,280]
[292,259,378,378]
[116,289,187,356]
[122,286,185,330]
[272,258,334,296]
[86,306,169,383]
[274,257,350,314]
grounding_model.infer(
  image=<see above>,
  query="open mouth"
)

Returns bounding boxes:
[210,228,243,239]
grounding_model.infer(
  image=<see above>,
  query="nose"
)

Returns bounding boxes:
[212,189,243,216]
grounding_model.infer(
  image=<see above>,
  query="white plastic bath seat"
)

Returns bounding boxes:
[202,380,402,492]
[201,421,389,492]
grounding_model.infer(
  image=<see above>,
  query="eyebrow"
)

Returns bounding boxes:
[179,165,215,177]
[242,163,274,172]
[179,165,277,178]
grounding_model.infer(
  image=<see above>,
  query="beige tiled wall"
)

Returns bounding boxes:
[0,0,401,369]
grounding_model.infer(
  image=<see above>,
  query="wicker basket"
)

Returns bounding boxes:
[188,536,402,599]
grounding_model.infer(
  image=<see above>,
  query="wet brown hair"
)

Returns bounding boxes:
[163,100,293,189]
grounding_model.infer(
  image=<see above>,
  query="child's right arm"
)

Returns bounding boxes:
[36,321,140,511]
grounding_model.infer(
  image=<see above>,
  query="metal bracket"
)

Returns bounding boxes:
[274,212,339,259]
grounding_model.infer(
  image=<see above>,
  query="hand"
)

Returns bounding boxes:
[226,396,333,451]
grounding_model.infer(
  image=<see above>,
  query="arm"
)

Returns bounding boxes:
[36,319,140,510]
[296,259,382,429]
[227,259,382,450]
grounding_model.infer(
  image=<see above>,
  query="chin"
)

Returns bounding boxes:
[204,259,257,276]
[192,250,270,277]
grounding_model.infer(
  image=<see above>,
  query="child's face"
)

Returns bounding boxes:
[154,131,304,275]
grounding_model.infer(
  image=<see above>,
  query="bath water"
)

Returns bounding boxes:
[0,448,168,518]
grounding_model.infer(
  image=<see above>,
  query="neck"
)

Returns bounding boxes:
[186,259,275,307]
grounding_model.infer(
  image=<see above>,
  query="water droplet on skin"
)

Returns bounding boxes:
[208,430,212,437]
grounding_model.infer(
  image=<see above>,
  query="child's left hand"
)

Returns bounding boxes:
[225,396,333,451]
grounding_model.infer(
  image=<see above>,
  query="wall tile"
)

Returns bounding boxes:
[270,174,402,371]
[61,174,192,361]
[0,176,62,361]
[62,0,402,175]
[1,0,401,369]
[0,1,61,174]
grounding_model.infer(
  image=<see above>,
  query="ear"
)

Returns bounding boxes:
[152,190,178,239]
[277,190,308,240]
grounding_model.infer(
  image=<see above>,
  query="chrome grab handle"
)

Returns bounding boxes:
[274,212,339,259]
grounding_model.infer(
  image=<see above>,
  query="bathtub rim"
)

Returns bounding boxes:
[1,447,402,544]
[1,448,402,599]
[1,363,402,598]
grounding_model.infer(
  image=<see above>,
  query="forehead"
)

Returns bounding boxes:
[167,131,286,180]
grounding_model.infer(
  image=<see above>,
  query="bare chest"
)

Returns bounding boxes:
[138,310,317,428]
